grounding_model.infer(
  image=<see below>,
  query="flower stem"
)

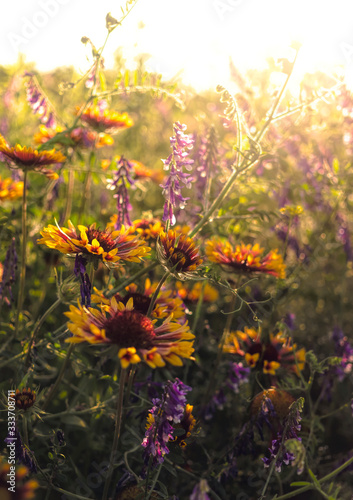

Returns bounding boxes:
[102,368,128,500]
[22,414,29,447]
[25,298,62,366]
[61,166,75,224]
[42,343,75,411]
[146,271,169,317]
[14,169,28,337]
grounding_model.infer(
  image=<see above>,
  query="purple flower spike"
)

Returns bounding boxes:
[74,255,91,306]
[190,479,211,500]
[107,155,135,230]
[142,378,192,467]
[160,122,194,226]
[24,73,57,128]
[5,428,37,473]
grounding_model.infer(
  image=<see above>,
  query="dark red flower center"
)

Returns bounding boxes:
[117,292,152,316]
[86,227,116,252]
[104,309,156,349]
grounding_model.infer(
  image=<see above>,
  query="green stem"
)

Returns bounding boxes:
[15,169,28,337]
[42,343,75,411]
[61,166,75,224]
[102,368,128,500]
[191,281,206,333]
[22,414,29,447]
[145,462,162,500]
[106,261,158,297]
[50,486,93,500]
[273,454,353,499]
[146,271,169,317]
[25,298,62,366]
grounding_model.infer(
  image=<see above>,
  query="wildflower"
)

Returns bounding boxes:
[223,327,306,375]
[176,281,219,303]
[203,389,226,421]
[332,327,353,381]
[250,388,295,421]
[25,73,56,128]
[64,297,194,369]
[0,456,38,499]
[73,255,92,306]
[0,238,18,307]
[157,230,203,280]
[160,121,194,226]
[34,124,114,149]
[132,160,164,183]
[0,140,65,179]
[93,278,186,320]
[78,105,134,134]
[172,404,196,447]
[227,362,250,393]
[38,220,149,266]
[0,175,23,201]
[5,428,37,473]
[15,388,36,411]
[190,479,211,500]
[262,398,304,473]
[142,378,192,466]
[206,239,286,279]
[107,156,135,230]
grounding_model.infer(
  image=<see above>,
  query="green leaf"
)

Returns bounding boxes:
[307,468,320,487]
[290,481,311,487]
[61,415,87,428]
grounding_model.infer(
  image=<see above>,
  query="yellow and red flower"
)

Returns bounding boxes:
[93,278,186,320]
[223,326,305,375]
[132,160,164,183]
[64,297,194,369]
[157,230,203,280]
[0,458,38,499]
[34,124,114,149]
[78,105,134,134]
[205,239,286,279]
[0,175,23,201]
[172,404,196,448]
[38,220,150,265]
[0,141,65,179]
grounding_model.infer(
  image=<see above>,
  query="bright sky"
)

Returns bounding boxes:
[1,0,353,91]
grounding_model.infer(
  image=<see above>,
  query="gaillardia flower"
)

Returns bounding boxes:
[223,327,305,375]
[157,230,203,280]
[65,297,194,368]
[93,278,186,320]
[38,220,149,266]
[0,175,23,201]
[205,239,286,279]
[0,141,65,179]
[15,388,36,411]
[78,105,134,134]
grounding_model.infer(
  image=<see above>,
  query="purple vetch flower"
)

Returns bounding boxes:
[189,479,211,500]
[255,395,277,441]
[107,155,135,230]
[0,237,18,307]
[24,73,56,128]
[160,122,194,226]
[73,254,91,306]
[262,398,303,473]
[5,428,37,473]
[332,327,353,381]
[141,378,192,467]
[193,127,219,203]
[283,313,296,331]
[203,388,226,421]
[227,362,250,393]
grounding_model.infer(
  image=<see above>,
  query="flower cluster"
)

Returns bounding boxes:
[223,327,306,375]
[160,122,194,226]
[5,428,37,473]
[142,378,192,466]
[332,327,353,381]
[106,156,135,229]
[25,73,56,128]
[65,296,194,368]
[206,240,286,279]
